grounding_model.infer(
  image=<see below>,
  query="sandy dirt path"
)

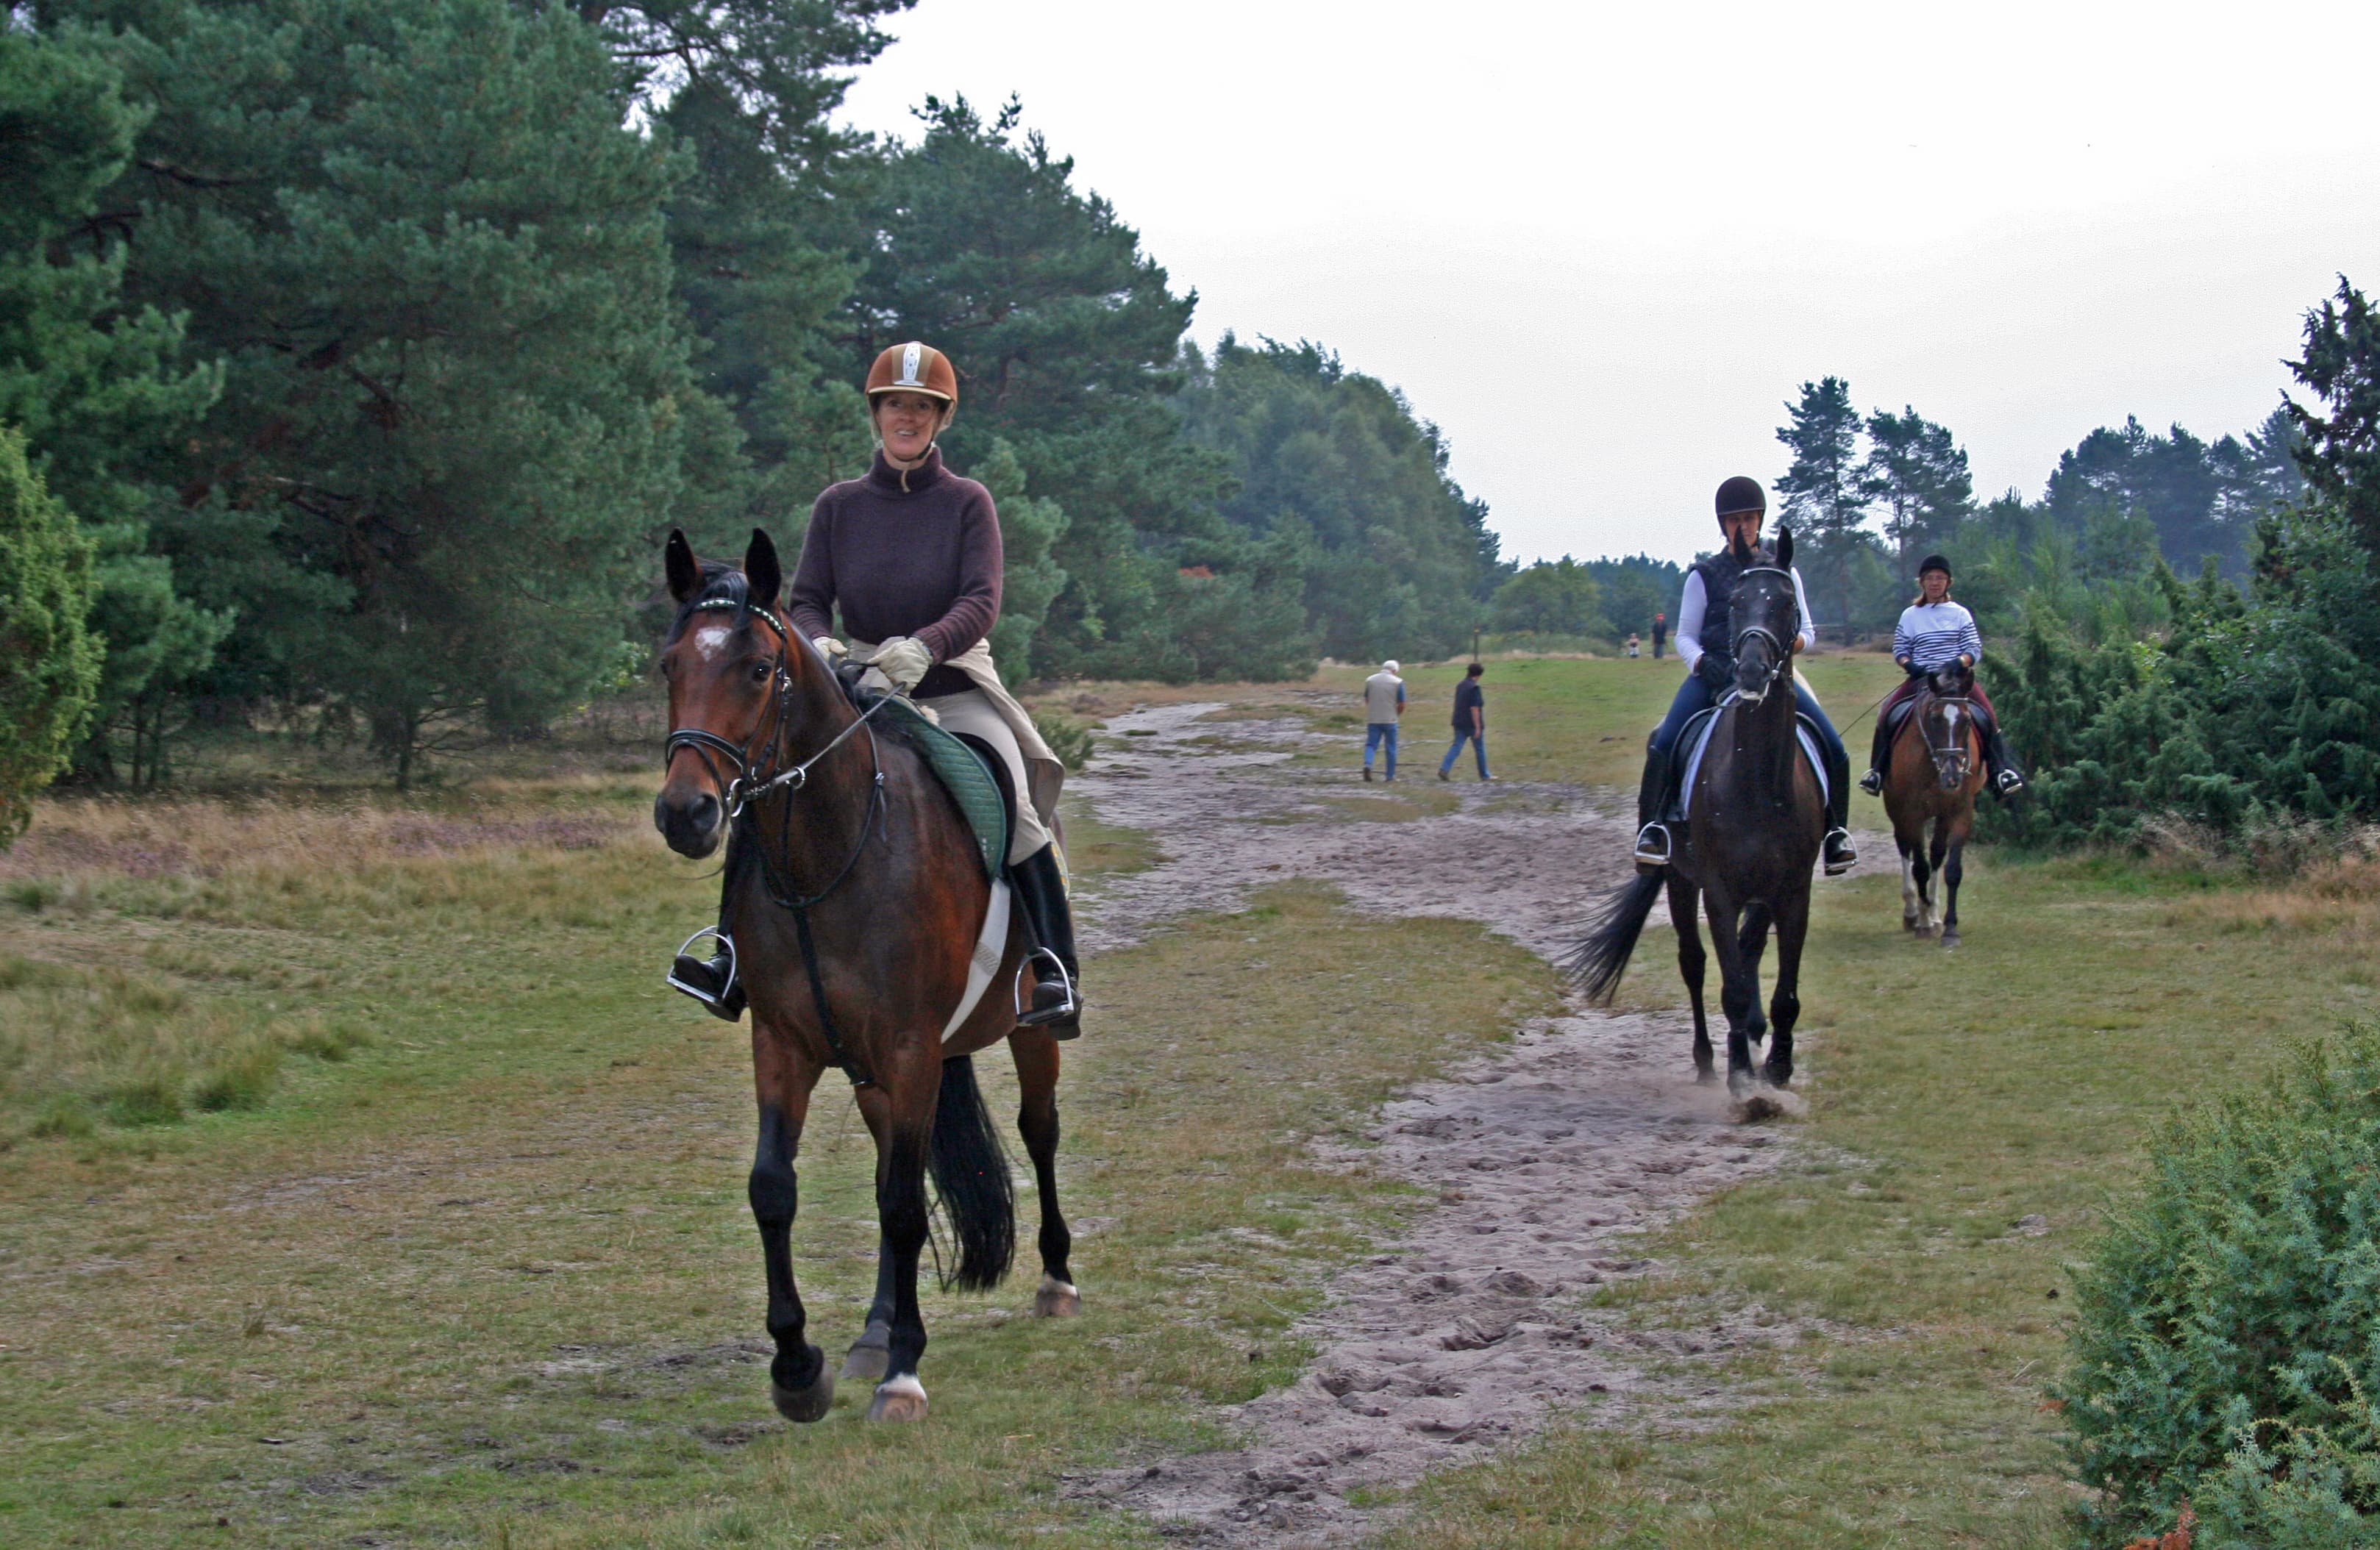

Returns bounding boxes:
[1066,700,1839,1545]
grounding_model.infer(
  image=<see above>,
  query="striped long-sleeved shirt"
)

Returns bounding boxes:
[1893,599,1983,671]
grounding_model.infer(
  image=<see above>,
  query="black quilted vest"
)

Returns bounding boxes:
[1690,546,1770,661]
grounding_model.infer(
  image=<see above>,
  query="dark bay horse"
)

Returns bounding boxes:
[1569,529,1825,1095]
[652,529,1078,1425]
[1881,660,1986,946]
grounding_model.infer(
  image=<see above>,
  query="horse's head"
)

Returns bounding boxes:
[653,528,791,859]
[1728,526,1802,706]
[1919,677,1977,793]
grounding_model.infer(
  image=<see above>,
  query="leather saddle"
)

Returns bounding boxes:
[1664,697,1826,823]
[833,665,1011,879]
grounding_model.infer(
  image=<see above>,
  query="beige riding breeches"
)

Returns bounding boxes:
[920,688,1051,864]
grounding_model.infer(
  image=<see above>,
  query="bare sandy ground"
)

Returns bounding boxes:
[1066,701,1848,1545]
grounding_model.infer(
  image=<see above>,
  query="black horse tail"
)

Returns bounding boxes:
[927,1054,1015,1292]
[1565,869,1666,1004]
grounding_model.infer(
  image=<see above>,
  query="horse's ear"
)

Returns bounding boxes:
[665,529,701,603]
[1775,526,1794,570]
[744,527,782,610]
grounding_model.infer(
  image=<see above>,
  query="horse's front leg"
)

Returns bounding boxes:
[1009,1028,1080,1316]
[856,1050,938,1422]
[1897,829,1923,932]
[1940,818,1970,949]
[750,1028,832,1421]
[1764,886,1810,1087]
[1702,886,1758,1096]
[1925,817,1953,938]
[1667,876,1713,1082]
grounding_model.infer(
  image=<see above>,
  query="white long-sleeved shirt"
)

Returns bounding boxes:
[1892,599,1983,671]
[1674,568,1817,671]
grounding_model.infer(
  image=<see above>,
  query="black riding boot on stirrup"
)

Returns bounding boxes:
[1008,843,1083,1038]
[669,926,745,1022]
[1822,739,1857,876]
[1632,740,1677,871]
[1984,729,2028,798]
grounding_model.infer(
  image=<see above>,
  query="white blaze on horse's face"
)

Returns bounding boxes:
[694,625,732,662]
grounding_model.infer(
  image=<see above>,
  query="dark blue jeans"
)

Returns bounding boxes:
[1650,671,1848,773]
[1364,721,1399,777]
[1440,729,1489,779]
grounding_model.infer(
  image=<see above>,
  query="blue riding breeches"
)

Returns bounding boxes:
[1650,672,1847,772]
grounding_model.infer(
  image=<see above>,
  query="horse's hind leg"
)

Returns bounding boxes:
[1668,876,1713,1082]
[1011,1029,1079,1316]
[1764,887,1809,1088]
[750,1035,833,1421]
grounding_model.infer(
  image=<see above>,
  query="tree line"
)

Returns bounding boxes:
[0,0,1510,818]
[1753,278,2380,844]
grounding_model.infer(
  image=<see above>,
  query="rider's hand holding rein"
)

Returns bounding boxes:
[871,637,932,693]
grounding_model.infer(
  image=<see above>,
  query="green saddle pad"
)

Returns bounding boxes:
[876,695,1009,879]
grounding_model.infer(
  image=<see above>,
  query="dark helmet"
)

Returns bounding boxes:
[1715,476,1765,521]
[1917,554,1952,579]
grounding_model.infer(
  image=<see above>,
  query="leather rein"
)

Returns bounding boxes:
[661,599,897,1086]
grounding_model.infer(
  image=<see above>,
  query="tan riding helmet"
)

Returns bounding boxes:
[865,341,959,407]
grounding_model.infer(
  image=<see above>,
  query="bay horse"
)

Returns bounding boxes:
[1568,529,1824,1096]
[1881,660,1986,946]
[652,528,1078,1426]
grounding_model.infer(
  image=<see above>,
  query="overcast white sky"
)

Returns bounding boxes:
[837,1,2380,566]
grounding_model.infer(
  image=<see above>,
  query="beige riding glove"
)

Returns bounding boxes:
[810,635,847,662]
[869,636,933,694]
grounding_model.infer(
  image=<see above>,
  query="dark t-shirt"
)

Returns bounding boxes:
[1451,679,1484,732]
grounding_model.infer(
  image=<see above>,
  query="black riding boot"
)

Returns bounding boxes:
[1632,740,1677,869]
[668,830,747,1022]
[1984,729,2027,798]
[1861,714,1895,796]
[1823,739,1857,875]
[1008,843,1082,1038]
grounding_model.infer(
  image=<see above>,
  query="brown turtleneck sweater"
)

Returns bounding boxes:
[788,447,1002,699]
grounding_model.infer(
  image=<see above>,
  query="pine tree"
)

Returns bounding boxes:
[1860,405,1973,573]
[76,0,693,783]
[0,429,100,843]
[1774,376,1875,642]
[2287,275,2380,567]
[0,25,224,784]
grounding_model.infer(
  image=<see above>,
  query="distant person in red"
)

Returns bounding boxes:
[1650,611,1667,660]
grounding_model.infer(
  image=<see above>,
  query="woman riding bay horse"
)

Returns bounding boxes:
[671,341,1082,1034]
[1859,554,2026,801]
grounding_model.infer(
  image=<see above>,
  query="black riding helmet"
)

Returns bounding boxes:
[1917,554,1952,579]
[1715,476,1765,519]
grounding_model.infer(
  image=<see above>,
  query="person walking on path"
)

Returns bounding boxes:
[1361,660,1405,782]
[1629,476,1858,876]
[1651,611,1667,660]
[1439,662,1492,780]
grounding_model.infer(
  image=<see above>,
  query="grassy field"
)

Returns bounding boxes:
[5,654,2367,1546]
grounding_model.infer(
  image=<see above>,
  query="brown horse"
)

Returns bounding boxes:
[1570,530,1824,1095]
[652,529,1078,1426]
[1881,660,1987,946]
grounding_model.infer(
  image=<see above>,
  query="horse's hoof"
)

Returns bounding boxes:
[841,1320,891,1382]
[1034,1274,1081,1318]
[1694,1066,1718,1086]
[1903,918,1920,933]
[1762,1062,1793,1088]
[1940,931,1961,949]
[1726,1071,1756,1098]
[770,1347,835,1424]
[866,1374,928,1424]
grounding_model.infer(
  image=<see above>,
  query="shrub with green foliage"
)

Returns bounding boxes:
[0,428,101,843]
[1989,509,2380,846]
[2057,1025,2380,1546]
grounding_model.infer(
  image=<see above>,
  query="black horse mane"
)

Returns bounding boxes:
[664,562,754,646]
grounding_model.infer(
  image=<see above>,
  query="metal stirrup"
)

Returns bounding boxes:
[666,925,736,999]
[1013,947,1078,1021]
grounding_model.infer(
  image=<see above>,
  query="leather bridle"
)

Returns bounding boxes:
[1728,566,1802,696]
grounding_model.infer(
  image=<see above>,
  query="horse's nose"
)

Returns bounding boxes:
[653,788,722,855]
